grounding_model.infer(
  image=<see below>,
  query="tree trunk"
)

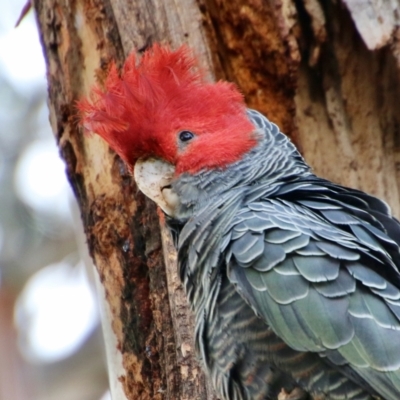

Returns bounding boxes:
[32,0,400,399]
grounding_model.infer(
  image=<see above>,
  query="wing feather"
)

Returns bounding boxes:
[227,198,400,399]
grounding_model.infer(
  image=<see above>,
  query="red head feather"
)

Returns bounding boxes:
[78,44,257,174]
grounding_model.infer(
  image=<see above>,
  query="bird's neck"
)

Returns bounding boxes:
[171,131,311,223]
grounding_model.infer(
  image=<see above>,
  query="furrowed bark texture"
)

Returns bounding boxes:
[33,0,400,399]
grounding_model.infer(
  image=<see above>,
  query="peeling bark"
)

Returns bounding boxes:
[33,0,400,399]
[342,0,400,51]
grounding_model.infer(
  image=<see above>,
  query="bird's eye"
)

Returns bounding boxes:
[179,130,195,142]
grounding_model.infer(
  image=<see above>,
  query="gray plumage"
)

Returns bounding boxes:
[167,109,400,399]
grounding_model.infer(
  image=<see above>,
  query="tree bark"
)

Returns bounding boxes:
[33,0,400,399]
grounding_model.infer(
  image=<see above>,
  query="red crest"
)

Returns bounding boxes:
[78,44,257,174]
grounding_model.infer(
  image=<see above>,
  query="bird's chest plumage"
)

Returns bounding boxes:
[198,273,296,400]
[175,199,287,399]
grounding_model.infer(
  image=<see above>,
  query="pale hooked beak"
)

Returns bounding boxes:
[133,158,180,217]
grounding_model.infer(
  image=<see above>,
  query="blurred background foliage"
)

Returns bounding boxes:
[0,2,109,399]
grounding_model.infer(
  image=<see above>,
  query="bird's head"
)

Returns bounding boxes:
[79,44,258,216]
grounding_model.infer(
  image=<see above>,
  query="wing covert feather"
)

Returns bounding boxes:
[227,198,400,399]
